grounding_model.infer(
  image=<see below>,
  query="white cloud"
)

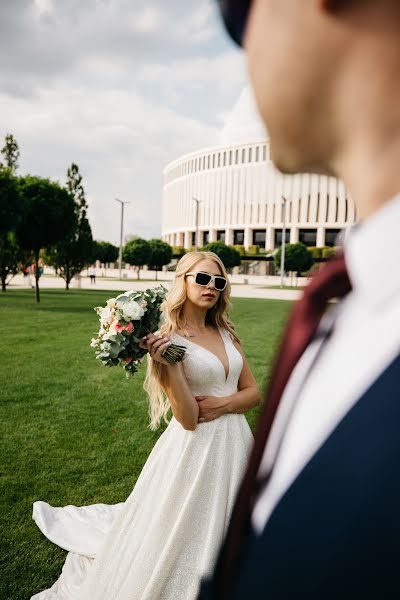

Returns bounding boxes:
[1,0,262,245]
[0,83,219,244]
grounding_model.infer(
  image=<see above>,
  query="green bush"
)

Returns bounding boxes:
[203,241,241,269]
[308,246,323,259]
[274,242,314,274]
[322,247,336,259]
[247,245,260,255]
[232,244,246,256]
[172,245,185,255]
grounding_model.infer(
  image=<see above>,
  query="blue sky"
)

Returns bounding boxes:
[1,0,266,244]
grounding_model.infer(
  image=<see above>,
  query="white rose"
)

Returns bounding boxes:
[103,330,116,341]
[122,300,145,321]
[100,341,112,351]
[107,298,117,309]
[100,307,113,326]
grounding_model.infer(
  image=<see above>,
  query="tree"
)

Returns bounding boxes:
[0,168,25,291]
[45,164,93,290]
[1,133,20,173]
[274,242,314,283]
[122,238,152,280]
[0,232,30,292]
[203,241,242,270]
[148,239,173,281]
[16,175,76,302]
[92,240,119,274]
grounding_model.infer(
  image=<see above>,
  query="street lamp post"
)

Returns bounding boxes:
[115,198,130,280]
[192,197,202,251]
[280,196,288,288]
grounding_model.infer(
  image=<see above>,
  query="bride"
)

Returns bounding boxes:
[31,251,260,600]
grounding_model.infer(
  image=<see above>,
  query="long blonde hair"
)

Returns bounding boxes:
[143,251,240,430]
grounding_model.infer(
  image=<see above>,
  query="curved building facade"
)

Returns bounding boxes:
[161,140,355,251]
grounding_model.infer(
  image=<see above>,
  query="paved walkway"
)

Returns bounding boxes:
[8,273,303,301]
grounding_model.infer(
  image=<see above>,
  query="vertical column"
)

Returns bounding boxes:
[244,227,252,249]
[266,227,273,250]
[209,228,217,242]
[290,227,298,244]
[184,231,191,249]
[316,227,325,247]
[225,228,233,246]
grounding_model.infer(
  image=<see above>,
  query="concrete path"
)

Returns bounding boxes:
[7,273,303,301]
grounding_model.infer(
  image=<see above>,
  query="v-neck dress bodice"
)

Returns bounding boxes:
[30,327,254,600]
[172,326,243,397]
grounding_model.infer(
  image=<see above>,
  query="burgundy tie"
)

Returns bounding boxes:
[215,253,352,598]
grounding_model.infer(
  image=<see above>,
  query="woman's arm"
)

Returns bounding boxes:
[161,361,199,431]
[224,339,261,413]
[140,332,199,431]
[196,339,261,422]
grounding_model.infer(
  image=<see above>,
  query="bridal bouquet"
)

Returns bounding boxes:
[91,285,186,377]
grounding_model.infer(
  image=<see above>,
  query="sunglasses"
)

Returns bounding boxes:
[216,0,252,47]
[185,271,228,291]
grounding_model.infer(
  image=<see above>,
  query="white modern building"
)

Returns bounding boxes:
[161,139,356,251]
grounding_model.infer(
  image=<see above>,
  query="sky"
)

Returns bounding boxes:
[0,0,267,245]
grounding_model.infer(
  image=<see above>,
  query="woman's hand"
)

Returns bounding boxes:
[195,395,230,423]
[138,332,173,367]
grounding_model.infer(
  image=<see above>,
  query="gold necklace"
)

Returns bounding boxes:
[182,324,208,338]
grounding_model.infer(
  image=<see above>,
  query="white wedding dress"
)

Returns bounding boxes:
[31,326,254,600]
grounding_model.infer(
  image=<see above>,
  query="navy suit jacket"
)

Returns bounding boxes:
[198,352,400,599]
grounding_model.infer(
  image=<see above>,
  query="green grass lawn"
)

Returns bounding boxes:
[0,289,291,599]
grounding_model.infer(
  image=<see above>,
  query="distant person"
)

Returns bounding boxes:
[89,266,96,284]
[199,1,400,599]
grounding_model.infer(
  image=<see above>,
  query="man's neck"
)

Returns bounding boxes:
[333,133,400,223]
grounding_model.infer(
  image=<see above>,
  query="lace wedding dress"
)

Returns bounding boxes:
[31,326,254,600]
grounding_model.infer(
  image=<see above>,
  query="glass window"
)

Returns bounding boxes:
[274,229,290,247]
[248,148,252,162]
[223,152,226,167]
[207,155,210,169]
[229,150,233,165]
[191,231,196,246]
[235,149,239,164]
[212,154,215,168]
[252,230,266,246]
[299,229,317,247]
[203,231,210,245]
[263,145,266,161]
[255,146,259,161]
[233,229,245,245]
[217,230,225,242]
[242,148,245,163]
[217,153,221,167]
[325,228,341,247]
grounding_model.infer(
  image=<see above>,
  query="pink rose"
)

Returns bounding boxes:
[116,321,134,334]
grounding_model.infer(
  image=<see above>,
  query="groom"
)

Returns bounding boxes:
[199,1,400,598]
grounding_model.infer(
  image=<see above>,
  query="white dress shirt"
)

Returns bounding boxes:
[252,193,400,533]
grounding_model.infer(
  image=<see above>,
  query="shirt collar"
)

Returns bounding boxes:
[344,193,400,308]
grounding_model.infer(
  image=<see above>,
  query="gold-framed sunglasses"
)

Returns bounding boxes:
[185,271,228,291]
